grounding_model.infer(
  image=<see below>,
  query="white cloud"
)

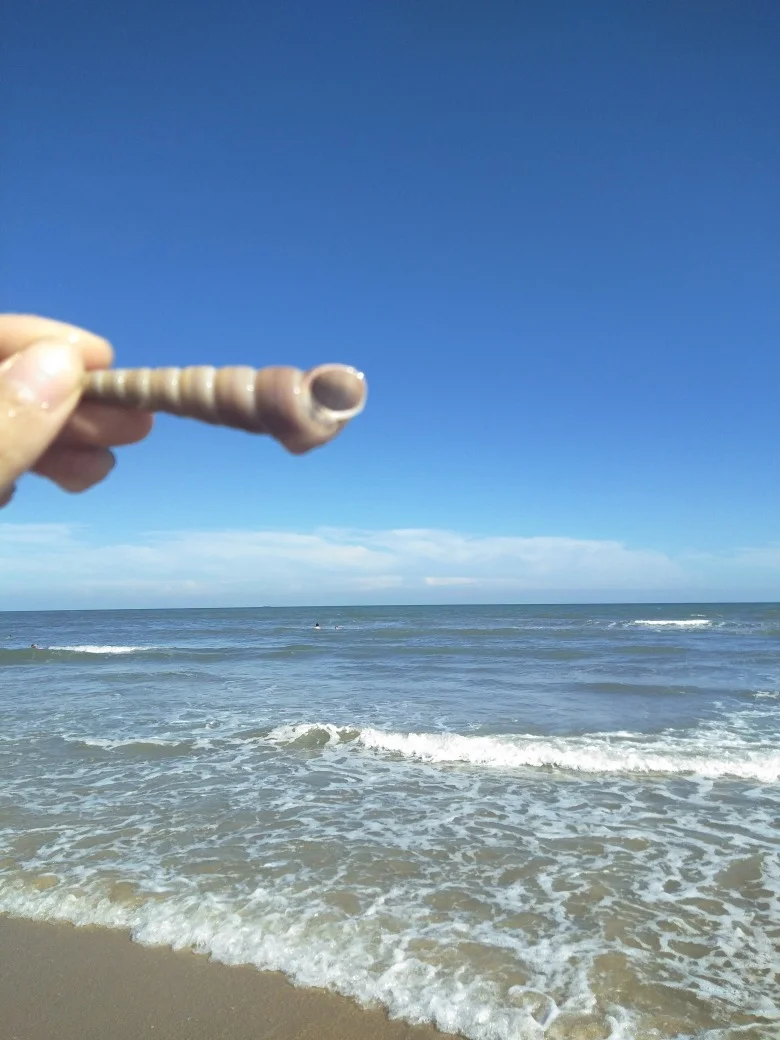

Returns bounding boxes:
[0,523,79,547]
[1,522,778,608]
[425,577,479,587]
[344,529,682,588]
[349,576,406,590]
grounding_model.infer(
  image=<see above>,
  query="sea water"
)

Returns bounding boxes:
[0,604,778,1039]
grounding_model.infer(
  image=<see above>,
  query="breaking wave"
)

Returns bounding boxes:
[632,619,712,628]
[48,645,151,654]
[267,721,780,783]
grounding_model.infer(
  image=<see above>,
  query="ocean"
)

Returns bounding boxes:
[0,604,778,1039]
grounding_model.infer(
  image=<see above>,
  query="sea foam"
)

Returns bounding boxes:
[48,645,149,654]
[632,619,712,628]
[268,722,780,782]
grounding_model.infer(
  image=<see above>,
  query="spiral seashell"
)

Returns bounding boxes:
[82,363,367,454]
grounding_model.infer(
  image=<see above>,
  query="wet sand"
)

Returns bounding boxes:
[0,916,446,1040]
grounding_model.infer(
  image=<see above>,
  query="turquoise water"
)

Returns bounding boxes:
[1,604,778,1039]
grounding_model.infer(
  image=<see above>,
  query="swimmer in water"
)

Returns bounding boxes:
[30,643,39,650]
[314,622,320,630]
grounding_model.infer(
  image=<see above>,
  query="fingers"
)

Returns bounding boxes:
[33,444,116,492]
[0,314,113,370]
[0,340,85,496]
[0,316,155,504]
[61,401,154,448]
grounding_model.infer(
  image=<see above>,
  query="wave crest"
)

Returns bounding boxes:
[49,645,150,654]
[269,723,780,783]
[632,619,711,628]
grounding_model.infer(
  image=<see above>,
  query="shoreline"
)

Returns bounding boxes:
[0,915,446,1040]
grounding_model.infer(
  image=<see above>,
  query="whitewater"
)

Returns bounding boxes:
[1,603,778,1039]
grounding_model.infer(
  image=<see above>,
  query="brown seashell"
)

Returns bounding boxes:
[82,363,367,454]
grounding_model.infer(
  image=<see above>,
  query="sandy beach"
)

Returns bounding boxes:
[0,916,445,1040]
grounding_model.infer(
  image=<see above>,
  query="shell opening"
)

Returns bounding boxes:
[308,365,367,422]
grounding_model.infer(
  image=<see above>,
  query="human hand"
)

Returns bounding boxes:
[0,315,153,507]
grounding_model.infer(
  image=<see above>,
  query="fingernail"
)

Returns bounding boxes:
[0,340,82,411]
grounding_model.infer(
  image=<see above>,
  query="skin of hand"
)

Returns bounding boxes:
[0,315,153,507]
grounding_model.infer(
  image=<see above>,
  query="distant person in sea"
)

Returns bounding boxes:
[0,314,153,508]
[314,622,321,630]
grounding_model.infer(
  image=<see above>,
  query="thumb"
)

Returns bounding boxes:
[0,339,85,496]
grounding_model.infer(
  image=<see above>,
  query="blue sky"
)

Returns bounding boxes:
[1,1,778,608]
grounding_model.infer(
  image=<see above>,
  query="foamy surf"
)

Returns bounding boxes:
[0,880,587,1040]
[64,735,189,751]
[268,721,780,782]
[632,619,712,627]
[3,602,779,1039]
[48,645,150,654]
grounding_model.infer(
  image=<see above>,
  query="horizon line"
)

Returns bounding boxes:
[2,600,778,614]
